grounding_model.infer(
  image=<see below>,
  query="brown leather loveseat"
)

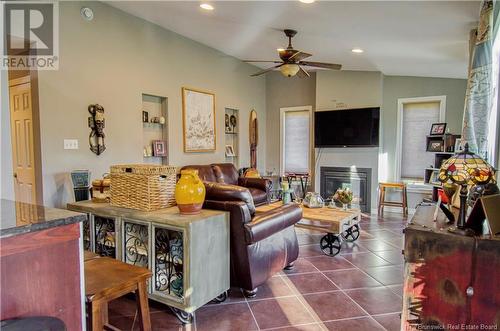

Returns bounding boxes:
[181,164,302,297]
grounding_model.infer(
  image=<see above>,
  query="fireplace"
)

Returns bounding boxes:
[320,167,371,212]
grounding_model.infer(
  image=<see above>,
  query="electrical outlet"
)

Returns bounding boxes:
[64,139,79,150]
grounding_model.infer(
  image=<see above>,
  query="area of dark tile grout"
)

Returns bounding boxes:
[107,212,406,331]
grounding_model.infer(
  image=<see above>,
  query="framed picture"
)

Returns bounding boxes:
[225,145,235,157]
[454,138,464,153]
[182,87,216,152]
[225,114,232,133]
[430,123,447,135]
[427,140,444,152]
[152,140,167,157]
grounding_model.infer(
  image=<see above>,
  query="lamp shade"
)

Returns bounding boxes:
[280,64,300,77]
[438,144,496,186]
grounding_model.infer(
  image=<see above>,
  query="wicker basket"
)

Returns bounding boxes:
[110,164,177,211]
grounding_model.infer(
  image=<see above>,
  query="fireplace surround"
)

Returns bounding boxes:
[320,166,372,212]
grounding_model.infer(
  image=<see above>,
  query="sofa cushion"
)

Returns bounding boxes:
[244,204,302,244]
[204,182,256,215]
[212,163,239,185]
[182,165,218,183]
[248,188,268,206]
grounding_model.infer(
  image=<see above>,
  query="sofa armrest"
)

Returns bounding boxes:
[238,177,270,192]
[244,204,302,244]
[204,182,256,215]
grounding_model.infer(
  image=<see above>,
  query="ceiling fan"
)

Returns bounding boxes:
[244,29,342,78]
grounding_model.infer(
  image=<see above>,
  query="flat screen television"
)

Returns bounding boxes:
[314,107,380,147]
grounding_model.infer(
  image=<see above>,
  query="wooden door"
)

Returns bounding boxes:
[9,76,37,206]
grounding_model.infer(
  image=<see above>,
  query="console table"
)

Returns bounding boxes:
[67,201,229,323]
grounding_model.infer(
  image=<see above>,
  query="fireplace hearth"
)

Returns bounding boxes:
[320,167,371,212]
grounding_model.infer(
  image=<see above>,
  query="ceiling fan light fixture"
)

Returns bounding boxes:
[280,64,300,77]
[200,3,214,10]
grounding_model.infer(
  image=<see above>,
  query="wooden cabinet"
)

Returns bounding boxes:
[402,206,500,329]
[68,201,229,323]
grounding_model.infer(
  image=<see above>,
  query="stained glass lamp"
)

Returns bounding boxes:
[438,143,496,231]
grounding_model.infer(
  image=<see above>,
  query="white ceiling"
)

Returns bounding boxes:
[107,1,479,79]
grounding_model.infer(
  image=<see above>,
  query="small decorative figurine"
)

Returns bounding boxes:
[88,104,106,155]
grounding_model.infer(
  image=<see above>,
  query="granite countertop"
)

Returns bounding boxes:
[0,199,86,238]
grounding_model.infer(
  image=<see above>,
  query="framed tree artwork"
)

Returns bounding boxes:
[182,87,216,152]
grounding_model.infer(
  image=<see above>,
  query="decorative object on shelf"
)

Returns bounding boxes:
[454,138,464,153]
[71,169,91,202]
[303,192,324,208]
[88,104,106,155]
[159,116,166,125]
[153,140,167,157]
[142,111,149,123]
[438,143,496,233]
[175,169,206,215]
[225,114,232,133]
[427,140,444,152]
[230,114,237,132]
[110,164,177,211]
[91,175,111,203]
[249,109,258,169]
[429,170,441,185]
[430,122,447,135]
[225,145,235,157]
[332,188,353,210]
[182,87,216,152]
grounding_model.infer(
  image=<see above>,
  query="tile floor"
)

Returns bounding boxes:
[108,212,407,330]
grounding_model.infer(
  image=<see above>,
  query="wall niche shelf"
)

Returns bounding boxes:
[142,93,168,165]
[224,108,239,167]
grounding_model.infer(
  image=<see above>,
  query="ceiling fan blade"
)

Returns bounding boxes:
[244,60,282,63]
[297,66,310,78]
[250,64,283,77]
[299,61,342,70]
[289,51,312,62]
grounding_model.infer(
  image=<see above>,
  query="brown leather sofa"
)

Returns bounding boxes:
[181,164,302,297]
[182,163,270,206]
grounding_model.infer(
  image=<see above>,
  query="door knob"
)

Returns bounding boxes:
[13,172,17,178]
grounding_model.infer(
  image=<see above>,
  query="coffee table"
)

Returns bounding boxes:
[257,202,361,256]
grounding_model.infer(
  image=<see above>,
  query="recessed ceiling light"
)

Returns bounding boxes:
[200,3,214,10]
[351,48,364,53]
[80,7,94,21]
[299,0,315,3]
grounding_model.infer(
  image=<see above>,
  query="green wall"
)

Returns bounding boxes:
[381,75,467,181]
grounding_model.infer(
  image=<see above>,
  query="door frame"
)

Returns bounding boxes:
[8,70,44,205]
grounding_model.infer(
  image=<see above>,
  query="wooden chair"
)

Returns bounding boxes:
[378,182,408,216]
[84,257,152,331]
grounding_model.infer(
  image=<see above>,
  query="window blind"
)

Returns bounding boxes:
[401,102,440,180]
[284,110,310,174]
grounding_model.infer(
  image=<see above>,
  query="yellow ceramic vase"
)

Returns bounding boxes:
[175,169,206,215]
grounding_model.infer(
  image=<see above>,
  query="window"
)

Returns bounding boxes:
[396,97,445,184]
[280,107,312,175]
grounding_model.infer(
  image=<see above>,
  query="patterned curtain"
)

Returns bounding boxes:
[462,0,494,159]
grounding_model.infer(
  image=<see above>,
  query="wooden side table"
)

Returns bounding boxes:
[85,257,152,331]
[378,182,408,216]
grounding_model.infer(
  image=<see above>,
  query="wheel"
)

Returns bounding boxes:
[210,291,228,303]
[341,224,360,242]
[320,234,341,256]
[170,306,193,324]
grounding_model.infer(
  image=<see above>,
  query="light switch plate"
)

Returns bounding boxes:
[64,139,79,150]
